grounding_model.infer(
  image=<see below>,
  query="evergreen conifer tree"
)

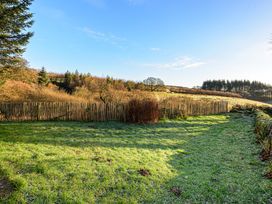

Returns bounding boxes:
[38,67,49,86]
[0,0,34,68]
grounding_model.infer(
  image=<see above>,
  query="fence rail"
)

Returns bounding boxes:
[0,101,230,122]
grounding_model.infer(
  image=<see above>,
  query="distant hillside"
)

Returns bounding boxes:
[0,67,270,108]
[0,80,87,103]
[167,85,242,98]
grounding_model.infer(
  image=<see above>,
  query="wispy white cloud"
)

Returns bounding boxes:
[143,56,206,70]
[150,47,161,52]
[81,27,127,46]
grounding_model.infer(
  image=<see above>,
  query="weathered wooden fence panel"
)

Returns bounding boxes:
[0,101,229,122]
[0,102,127,122]
[159,100,229,118]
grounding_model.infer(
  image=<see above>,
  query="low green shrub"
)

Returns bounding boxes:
[255,110,272,142]
[254,110,272,164]
[231,104,258,114]
[254,110,272,177]
[260,138,272,161]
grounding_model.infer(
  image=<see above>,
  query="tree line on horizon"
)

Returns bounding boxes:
[202,80,272,101]
[202,80,271,92]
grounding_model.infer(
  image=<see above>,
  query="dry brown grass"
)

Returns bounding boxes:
[0,80,87,103]
[0,80,269,109]
[0,68,38,84]
[92,89,268,107]
[153,92,271,108]
[76,88,270,109]
[74,89,157,104]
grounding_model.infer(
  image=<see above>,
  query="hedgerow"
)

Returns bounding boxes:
[255,110,272,142]
[254,110,272,178]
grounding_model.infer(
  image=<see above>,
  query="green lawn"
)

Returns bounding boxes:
[0,114,271,203]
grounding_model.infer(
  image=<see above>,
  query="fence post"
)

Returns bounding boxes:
[37,103,40,121]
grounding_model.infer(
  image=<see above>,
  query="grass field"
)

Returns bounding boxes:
[0,114,272,203]
[155,92,272,108]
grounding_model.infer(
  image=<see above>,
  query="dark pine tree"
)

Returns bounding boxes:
[63,71,74,94]
[0,0,34,68]
[38,67,49,86]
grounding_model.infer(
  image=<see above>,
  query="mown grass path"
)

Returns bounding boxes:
[0,114,271,203]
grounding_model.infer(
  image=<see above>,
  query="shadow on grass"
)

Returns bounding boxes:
[0,116,229,151]
[157,114,272,203]
[1,114,269,203]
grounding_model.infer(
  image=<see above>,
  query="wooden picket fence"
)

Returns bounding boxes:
[159,100,229,118]
[0,101,230,122]
[0,102,127,122]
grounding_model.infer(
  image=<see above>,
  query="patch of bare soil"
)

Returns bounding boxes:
[138,169,151,177]
[170,186,182,197]
[0,178,14,198]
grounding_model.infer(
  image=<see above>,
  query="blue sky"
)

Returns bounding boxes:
[24,0,272,87]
